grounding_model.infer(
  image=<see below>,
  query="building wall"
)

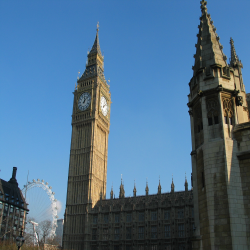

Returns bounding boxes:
[0,167,28,241]
[88,191,194,250]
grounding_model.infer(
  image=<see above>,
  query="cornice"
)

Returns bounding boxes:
[187,85,239,108]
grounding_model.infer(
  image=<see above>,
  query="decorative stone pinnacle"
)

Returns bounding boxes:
[230,37,240,67]
[200,0,207,12]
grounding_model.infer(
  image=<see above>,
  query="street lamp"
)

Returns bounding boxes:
[16,227,25,250]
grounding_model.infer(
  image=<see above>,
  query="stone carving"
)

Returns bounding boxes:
[222,97,234,118]
[236,96,243,106]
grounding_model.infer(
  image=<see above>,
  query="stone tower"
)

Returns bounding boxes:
[63,26,111,250]
[188,1,249,249]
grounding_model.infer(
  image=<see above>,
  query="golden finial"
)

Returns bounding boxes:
[97,22,99,32]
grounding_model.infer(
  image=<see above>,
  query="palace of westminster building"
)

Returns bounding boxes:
[63,1,250,249]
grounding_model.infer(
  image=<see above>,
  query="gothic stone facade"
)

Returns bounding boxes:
[62,28,195,250]
[89,190,194,250]
[64,1,250,250]
[189,1,250,249]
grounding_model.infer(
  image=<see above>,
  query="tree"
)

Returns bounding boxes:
[37,220,52,245]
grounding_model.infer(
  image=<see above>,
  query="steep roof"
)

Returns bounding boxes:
[193,0,227,75]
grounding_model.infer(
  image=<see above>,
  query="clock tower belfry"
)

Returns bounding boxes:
[63,25,111,250]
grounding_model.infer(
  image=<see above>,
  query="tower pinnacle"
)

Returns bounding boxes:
[230,37,243,68]
[171,175,175,193]
[185,173,188,192]
[89,23,102,58]
[119,175,125,198]
[193,0,227,75]
[110,184,114,199]
[158,177,162,195]
[133,180,137,197]
[145,179,149,196]
[78,24,107,84]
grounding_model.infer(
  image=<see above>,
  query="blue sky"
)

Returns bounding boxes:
[1,0,250,220]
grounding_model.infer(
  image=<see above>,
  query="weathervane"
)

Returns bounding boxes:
[97,22,99,32]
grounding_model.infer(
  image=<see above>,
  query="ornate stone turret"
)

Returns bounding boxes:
[110,185,114,199]
[157,178,161,195]
[145,180,149,196]
[229,37,244,92]
[185,174,188,192]
[229,37,242,68]
[133,181,136,197]
[171,177,175,193]
[119,177,125,198]
[188,1,249,249]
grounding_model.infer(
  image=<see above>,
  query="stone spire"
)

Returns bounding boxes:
[193,0,228,75]
[119,175,125,198]
[78,23,106,84]
[88,22,103,58]
[110,184,114,199]
[230,37,243,68]
[157,177,161,195]
[185,173,188,192]
[133,180,137,197]
[171,176,175,193]
[145,179,149,196]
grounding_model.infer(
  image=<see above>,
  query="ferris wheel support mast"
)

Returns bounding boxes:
[29,220,39,246]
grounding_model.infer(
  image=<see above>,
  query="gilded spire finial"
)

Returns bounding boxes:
[97,22,99,32]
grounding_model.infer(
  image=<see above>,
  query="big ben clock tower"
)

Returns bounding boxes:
[63,24,111,250]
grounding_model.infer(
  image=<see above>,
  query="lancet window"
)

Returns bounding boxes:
[206,98,220,126]
[222,98,234,125]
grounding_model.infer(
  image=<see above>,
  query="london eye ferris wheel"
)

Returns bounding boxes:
[22,179,58,238]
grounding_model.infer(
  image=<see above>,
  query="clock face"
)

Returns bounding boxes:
[78,92,91,111]
[100,96,108,116]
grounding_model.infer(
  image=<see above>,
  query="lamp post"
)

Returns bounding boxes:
[16,227,25,250]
